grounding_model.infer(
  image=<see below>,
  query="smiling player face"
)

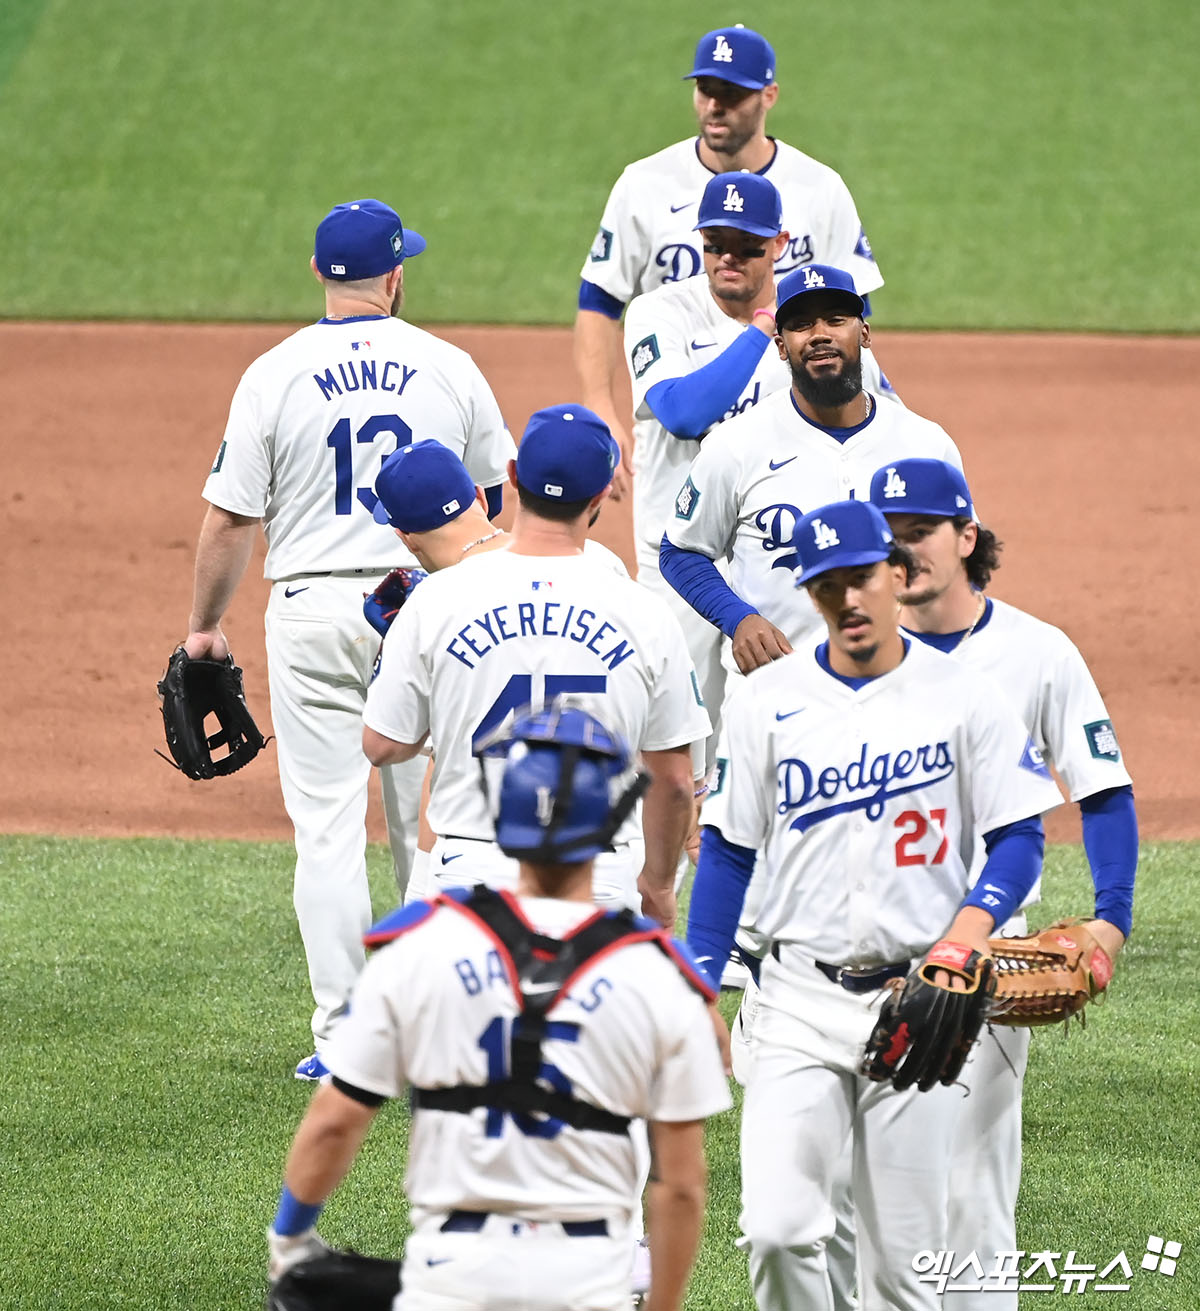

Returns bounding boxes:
[777,294,870,408]
[887,513,976,606]
[806,560,907,670]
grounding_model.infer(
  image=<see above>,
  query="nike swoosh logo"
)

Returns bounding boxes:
[690,339,717,351]
[775,708,806,721]
[670,202,693,213]
[768,457,797,471]
[283,585,309,598]
[440,852,463,865]
[426,1257,453,1267]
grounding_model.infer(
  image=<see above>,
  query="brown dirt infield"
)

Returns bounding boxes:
[3,322,1197,846]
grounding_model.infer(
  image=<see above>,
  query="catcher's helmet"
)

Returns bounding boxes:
[479,700,648,863]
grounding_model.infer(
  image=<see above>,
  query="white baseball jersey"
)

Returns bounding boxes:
[325,895,731,1224]
[364,548,711,841]
[624,277,790,554]
[916,598,1133,801]
[581,138,882,307]
[203,316,514,579]
[666,388,962,644]
[703,638,1062,964]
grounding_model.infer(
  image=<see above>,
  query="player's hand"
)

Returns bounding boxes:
[184,627,230,661]
[1081,918,1126,962]
[708,1001,732,1076]
[732,615,792,673]
[638,874,676,930]
[267,1226,330,1281]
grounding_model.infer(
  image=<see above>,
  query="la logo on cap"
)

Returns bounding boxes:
[882,467,907,498]
[803,267,826,290]
[713,33,734,62]
[723,184,744,213]
[812,519,840,550]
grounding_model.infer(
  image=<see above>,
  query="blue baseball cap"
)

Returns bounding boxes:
[792,500,896,585]
[694,172,782,238]
[684,26,776,90]
[516,404,620,502]
[314,199,426,281]
[775,264,864,328]
[371,440,477,532]
[869,459,977,521]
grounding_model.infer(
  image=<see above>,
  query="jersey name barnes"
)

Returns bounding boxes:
[312,358,419,402]
[778,738,955,833]
[445,599,637,671]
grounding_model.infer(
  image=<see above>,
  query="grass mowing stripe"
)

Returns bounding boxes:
[2,834,1196,1307]
[0,0,1195,326]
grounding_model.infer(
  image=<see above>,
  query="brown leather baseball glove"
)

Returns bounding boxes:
[988,919,1115,1027]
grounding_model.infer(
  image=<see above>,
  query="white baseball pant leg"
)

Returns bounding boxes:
[739,951,963,1311]
[941,1024,1029,1309]
[266,572,405,1049]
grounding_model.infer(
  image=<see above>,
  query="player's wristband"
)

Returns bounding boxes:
[273,1186,324,1237]
[752,308,776,327]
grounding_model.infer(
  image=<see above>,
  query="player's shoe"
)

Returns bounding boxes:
[294,1052,330,1081]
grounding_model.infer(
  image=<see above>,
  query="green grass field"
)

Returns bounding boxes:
[1,0,1196,328]
[3,834,1196,1309]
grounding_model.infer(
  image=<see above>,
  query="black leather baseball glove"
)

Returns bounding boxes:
[862,940,995,1092]
[156,646,266,779]
[267,1248,402,1311]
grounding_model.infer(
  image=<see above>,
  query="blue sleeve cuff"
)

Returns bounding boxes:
[686,826,757,987]
[963,816,1045,928]
[1079,785,1137,938]
[644,326,772,439]
[659,534,756,637]
[273,1186,324,1237]
[578,280,624,319]
[484,483,503,520]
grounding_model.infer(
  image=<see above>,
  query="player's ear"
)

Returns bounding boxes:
[506,459,519,489]
[590,484,614,513]
[958,521,978,558]
[761,83,779,112]
[474,485,488,512]
[309,256,323,285]
[772,231,789,261]
[860,319,871,349]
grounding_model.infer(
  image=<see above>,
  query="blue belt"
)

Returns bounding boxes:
[440,1209,608,1237]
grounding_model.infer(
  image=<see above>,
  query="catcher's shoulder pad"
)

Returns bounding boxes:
[157,645,267,780]
[988,918,1113,1028]
[267,1247,402,1311]
[363,899,438,950]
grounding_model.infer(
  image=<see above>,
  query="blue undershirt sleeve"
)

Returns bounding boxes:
[962,816,1045,928]
[686,826,757,988]
[484,484,503,520]
[577,280,625,319]
[659,534,757,636]
[645,326,774,439]
[1078,785,1137,938]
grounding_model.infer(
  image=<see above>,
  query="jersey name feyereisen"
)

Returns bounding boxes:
[581,138,883,306]
[703,638,1062,964]
[624,276,790,555]
[919,598,1133,801]
[326,895,731,1224]
[666,388,962,644]
[363,549,711,841]
[203,316,515,580]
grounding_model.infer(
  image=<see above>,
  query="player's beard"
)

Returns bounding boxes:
[789,353,864,409]
[390,283,405,317]
[700,115,759,159]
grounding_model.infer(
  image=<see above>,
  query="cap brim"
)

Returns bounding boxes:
[400,229,426,260]
[776,289,865,327]
[683,68,768,89]
[694,217,780,238]
[796,548,890,585]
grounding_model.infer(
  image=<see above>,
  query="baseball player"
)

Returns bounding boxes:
[660,263,961,676]
[365,438,631,906]
[869,457,1137,1308]
[362,405,711,926]
[685,498,1062,1310]
[184,198,515,1081]
[575,24,888,495]
[268,703,732,1311]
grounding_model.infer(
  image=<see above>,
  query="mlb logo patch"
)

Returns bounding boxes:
[675,475,700,520]
[441,498,461,516]
[543,482,564,498]
[589,227,613,263]
[631,333,661,379]
[331,263,346,276]
[1085,719,1121,761]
